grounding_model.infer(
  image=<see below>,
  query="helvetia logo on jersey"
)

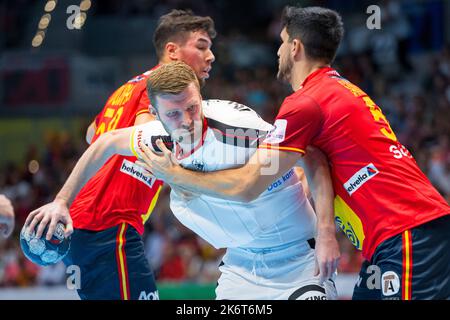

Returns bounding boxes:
[263,119,287,144]
[344,163,379,196]
[120,159,155,188]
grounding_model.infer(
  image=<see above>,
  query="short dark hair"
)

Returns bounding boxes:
[153,9,216,60]
[281,6,344,64]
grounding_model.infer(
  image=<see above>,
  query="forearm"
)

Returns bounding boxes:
[55,138,116,205]
[168,148,299,202]
[170,163,262,202]
[302,149,336,234]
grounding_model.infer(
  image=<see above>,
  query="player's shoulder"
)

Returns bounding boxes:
[126,67,157,87]
[127,74,148,84]
[202,99,273,131]
[280,90,322,115]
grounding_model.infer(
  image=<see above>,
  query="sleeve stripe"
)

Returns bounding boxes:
[136,109,150,116]
[258,144,306,154]
[130,127,140,158]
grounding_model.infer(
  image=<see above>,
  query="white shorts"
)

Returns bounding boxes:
[215,240,337,300]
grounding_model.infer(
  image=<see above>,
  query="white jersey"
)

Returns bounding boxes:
[131,99,317,249]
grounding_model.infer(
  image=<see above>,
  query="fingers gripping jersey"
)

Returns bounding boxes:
[132,100,317,249]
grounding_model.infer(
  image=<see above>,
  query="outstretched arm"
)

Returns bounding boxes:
[26,127,134,240]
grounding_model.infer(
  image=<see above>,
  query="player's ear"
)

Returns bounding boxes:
[165,42,180,60]
[292,38,304,60]
[150,107,158,118]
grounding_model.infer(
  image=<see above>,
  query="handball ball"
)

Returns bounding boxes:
[20,222,71,266]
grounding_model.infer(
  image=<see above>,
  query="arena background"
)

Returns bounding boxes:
[0,0,449,300]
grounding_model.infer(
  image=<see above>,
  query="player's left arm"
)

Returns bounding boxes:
[26,126,135,240]
[300,146,340,284]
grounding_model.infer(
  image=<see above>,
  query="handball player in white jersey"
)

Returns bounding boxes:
[43,62,339,300]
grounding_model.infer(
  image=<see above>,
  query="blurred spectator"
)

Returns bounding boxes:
[36,261,66,287]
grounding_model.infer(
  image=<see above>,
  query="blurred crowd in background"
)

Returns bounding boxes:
[0,0,449,288]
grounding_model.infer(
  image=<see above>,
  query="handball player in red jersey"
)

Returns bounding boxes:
[25,10,216,300]
[139,6,450,300]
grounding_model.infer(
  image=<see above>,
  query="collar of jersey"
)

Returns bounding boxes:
[175,117,208,161]
[300,66,335,88]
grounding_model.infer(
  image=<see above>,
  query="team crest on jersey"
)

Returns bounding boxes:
[263,119,287,144]
[344,163,379,196]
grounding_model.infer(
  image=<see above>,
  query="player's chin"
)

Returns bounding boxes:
[201,73,209,80]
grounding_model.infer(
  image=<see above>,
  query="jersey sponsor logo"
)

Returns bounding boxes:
[263,119,287,144]
[267,168,295,192]
[382,271,400,297]
[138,290,159,300]
[120,159,156,188]
[135,129,144,153]
[227,100,253,112]
[344,163,379,196]
[288,284,327,300]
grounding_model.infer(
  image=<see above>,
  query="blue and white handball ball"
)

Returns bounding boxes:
[20,222,71,266]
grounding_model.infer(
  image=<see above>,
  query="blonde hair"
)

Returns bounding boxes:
[147,61,200,108]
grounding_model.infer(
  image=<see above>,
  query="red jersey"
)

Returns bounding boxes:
[70,67,164,235]
[260,67,449,259]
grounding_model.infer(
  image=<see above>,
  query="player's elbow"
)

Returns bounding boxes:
[91,131,117,158]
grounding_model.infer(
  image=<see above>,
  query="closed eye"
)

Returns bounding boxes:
[187,105,197,113]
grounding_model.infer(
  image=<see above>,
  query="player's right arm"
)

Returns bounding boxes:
[26,126,135,240]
